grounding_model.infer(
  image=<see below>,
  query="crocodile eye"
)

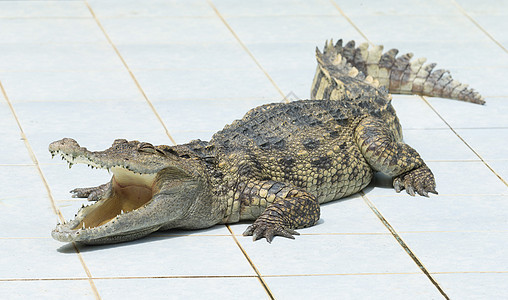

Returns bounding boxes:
[137,142,156,153]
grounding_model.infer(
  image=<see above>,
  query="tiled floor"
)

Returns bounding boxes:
[0,0,506,299]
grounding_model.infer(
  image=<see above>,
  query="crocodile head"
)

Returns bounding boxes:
[49,138,209,245]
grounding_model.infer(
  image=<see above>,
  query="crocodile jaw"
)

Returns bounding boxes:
[49,138,204,244]
[52,167,158,244]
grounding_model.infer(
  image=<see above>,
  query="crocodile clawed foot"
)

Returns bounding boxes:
[393,165,438,197]
[70,182,110,201]
[243,223,299,243]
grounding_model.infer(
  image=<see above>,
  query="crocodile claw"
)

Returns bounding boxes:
[243,223,299,243]
[70,182,111,201]
[393,165,438,197]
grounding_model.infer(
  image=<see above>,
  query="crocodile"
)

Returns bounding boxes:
[50,39,484,245]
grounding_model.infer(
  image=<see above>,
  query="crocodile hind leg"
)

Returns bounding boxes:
[354,116,437,196]
[70,182,111,201]
[236,180,320,242]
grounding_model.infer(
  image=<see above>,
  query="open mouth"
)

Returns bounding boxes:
[49,145,160,243]
[72,167,157,230]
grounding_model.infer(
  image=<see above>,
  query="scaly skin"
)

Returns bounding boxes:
[50,38,483,245]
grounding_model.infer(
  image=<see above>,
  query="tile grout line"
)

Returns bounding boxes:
[0,82,60,217]
[330,3,450,297]
[450,0,508,54]
[226,225,275,300]
[2,269,507,282]
[420,96,508,187]
[0,80,102,300]
[206,0,288,103]
[360,192,450,300]
[84,0,177,146]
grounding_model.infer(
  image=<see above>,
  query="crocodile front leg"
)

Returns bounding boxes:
[236,180,320,243]
[70,182,111,201]
[354,116,437,196]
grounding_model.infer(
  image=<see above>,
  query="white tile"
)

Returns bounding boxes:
[0,280,94,300]
[457,0,508,16]
[427,161,507,196]
[0,196,56,238]
[0,132,33,165]
[486,160,508,183]
[13,101,162,134]
[391,95,447,130]
[79,235,256,277]
[302,194,389,234]
[400,232,508,272]
[247,40,368,74]
[262,68,315,100]
[0,1,90,18]
[95,277,268,299]
[434,273,508,299]
[0,103,34,165]
[135,68,281,101]
[88,0,215,18]
[0,165,47,198]
[0,166,57,238]
[456,128,508,160]
[213,0,340,17]
[0,239,88,279]
[100,17,233,44]
[243,42,322,98]
[153,99,274,135]
[224,15,359,44]
[0,19,106,44]
[0,43,124,72]
[427,97,508,129]
[236,234,422,275]
[402,129,478,161]
[354,15,489,43]
[339,0,459,16]
[1,70,143,102]
[266,274,443,300]
[369,195,508,232]
[117,42,255,71]
[471,15,508,46]
[0,102,19,133]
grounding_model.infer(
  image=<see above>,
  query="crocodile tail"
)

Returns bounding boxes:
[311,39,388,102]
[312,39,485,105]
